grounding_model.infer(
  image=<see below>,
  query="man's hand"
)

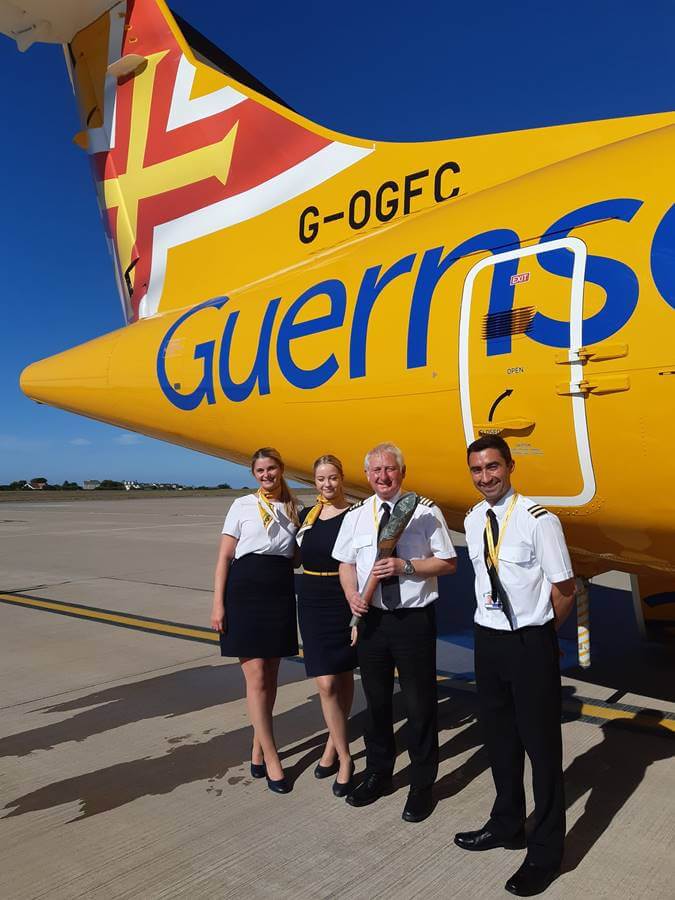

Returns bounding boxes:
[551,577,576,630]
[348,591,369,617]
[372,558,404,579]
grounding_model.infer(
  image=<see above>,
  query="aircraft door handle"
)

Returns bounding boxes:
[556,375,630,396]
[476,418,535,436]
[555,343,628,364]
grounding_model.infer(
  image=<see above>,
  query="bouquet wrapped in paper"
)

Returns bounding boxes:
[349,492,420,646]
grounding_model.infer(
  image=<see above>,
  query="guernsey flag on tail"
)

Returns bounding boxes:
[69,0,371,323]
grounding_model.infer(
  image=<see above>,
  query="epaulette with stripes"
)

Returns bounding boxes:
[528,503,548,519]
[348,499,365,511]
[418,495,436,508]
[465,501,482,516]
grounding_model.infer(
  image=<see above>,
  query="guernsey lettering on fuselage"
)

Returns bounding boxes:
[158,197,675,410]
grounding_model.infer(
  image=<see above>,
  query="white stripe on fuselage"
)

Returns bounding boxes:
[138,141,373,318]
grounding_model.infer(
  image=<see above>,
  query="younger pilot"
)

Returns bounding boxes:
[456,435,576,897]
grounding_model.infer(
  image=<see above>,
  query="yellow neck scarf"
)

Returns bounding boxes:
[257,488,280,531]
[296,495,332,545]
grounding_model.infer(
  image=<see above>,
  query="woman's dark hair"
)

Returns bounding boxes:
[466,435,513,465]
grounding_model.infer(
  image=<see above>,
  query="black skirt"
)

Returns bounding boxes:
[219,553,298,659]
[297,574,357,677]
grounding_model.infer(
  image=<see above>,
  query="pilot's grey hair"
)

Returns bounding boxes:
[364,442,406,471]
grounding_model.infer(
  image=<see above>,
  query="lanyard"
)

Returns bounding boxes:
[485,493,519,571]
[372,496,398,531]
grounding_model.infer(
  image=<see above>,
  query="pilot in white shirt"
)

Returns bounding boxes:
[333,442,456,823]
[333,492,456,609]
[465,489,573,630]
[454,435,576,898]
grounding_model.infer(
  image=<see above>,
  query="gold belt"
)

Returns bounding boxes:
[303,569,340,577]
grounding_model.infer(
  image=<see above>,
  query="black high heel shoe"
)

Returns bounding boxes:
[250,745,266,779]
[266,775,291,794]
[332,760,355,798]
[314,760,339,779]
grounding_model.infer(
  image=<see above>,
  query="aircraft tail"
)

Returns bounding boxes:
[63,0,373,323]
[6,0,675,326]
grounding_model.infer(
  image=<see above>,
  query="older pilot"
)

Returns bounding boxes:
[333,442,456,822]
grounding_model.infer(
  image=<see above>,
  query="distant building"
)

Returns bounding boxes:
[122,481,184,491]
[83,480,101,490]
[27,479,46,490]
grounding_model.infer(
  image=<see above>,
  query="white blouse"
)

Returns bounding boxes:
[222,494,298,559]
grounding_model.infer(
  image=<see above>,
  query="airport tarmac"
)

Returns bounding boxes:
[0,495,673,899]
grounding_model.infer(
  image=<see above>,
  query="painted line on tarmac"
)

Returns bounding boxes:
[0,591,217,645]
[2,591,673,736]
[434,671,675,734]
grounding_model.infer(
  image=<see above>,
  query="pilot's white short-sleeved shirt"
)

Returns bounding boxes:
[464,488,574,630]
[222,494,297,559]
[332,492,456,609]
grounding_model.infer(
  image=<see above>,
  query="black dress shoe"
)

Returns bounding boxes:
[314,760,339,779]
[402,786,433,823]
[345,772,392,807]
[454,826,526,851]
[266,775,291,794]
[332,761,355,798]
[250,761,266,779]
[505,860,560,896]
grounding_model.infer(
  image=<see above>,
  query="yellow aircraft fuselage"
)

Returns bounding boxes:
[8,0,675,591]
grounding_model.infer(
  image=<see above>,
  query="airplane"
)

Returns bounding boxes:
[2,0,674,638]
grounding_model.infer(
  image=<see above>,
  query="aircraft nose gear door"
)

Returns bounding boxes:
[459,237,595,506]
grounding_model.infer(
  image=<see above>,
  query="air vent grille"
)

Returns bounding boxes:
[482,306,535,340]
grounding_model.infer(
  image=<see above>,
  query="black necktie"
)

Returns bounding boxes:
[483,509,515,629]
[378,502,401,610]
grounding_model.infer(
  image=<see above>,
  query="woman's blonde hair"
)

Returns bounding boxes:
[313,454,344,478]
[250,447,300,525]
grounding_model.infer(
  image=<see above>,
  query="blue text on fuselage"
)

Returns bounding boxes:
[157,199,675,409]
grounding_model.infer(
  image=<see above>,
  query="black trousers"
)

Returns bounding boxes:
[357,605,438,789]
[474,622,565,867]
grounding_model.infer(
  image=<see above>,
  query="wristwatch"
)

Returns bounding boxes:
[403,559,416,576]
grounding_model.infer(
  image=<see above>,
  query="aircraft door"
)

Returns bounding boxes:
[458,237,595,506]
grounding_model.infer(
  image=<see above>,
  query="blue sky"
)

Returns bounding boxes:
[1,0,674,485]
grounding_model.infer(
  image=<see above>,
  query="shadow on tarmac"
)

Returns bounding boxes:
[2,650,673,881]
[558,687,674,873]
[2,673,329,821]
[1,668,487,822]
[0,662,305,758]
[556,583,675,704]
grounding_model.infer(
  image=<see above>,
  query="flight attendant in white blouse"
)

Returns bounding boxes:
[210,447,300,794]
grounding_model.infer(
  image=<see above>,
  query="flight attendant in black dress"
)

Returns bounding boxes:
[211,447,300,794]
[297,454,357,796]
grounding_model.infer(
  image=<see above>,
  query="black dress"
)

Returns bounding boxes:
[297,508,357,677]
[219,554,298,659]
[218,495,299,660]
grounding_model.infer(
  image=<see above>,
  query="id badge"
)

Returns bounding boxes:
[483,591,502,611]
